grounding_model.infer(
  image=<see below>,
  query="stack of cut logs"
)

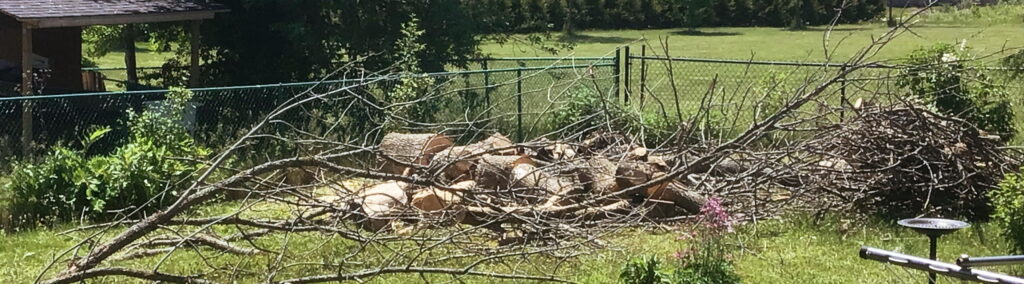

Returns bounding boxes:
[351,132,709,232]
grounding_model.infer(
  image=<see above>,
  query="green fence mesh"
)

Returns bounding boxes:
[621,55,1024,138]
[1,58,617,161]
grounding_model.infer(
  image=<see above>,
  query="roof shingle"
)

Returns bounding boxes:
[0,0,227,20]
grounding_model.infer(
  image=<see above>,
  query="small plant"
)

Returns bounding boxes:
[898,43,1015,139]
[620,256,668,284]
[992,168,1024,253]
[619,197,742,284]
[670,197,742,284]
[386,16,442,131]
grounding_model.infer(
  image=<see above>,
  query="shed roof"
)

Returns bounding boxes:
[0,0,228,28]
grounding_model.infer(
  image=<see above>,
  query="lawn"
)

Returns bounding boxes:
[480,22,1024,62]
[480,6,1024,63]
[1,209,1017,283]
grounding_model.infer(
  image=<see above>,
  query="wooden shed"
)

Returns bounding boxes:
[0,0,229,94]
[0,0,228,155]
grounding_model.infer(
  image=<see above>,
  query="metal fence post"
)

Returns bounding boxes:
[483,59,491,119]
[613,48,621,102]
[516,66,524,142]
[840,64,848,122]
[624,46,631,106]
[640,45,647,107]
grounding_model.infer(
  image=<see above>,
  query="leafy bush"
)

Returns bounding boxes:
[619,198,742,284]
[549,85,675,145]
[5,88,207,227]
[898,44,1015,139]
[992,168,1024,253]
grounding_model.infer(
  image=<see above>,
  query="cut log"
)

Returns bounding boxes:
[625,147,649,161]
[537,142,577,162]
[576,157,618,196]
[472,133,516,155]
[358,181,411,231]
[428,133,516,182]
[615,161,669,197]
[473,154,535,191]
[411,180,473,212]
[429,146,477,182]
[378,133,454,176]
[656,181,707,215]
[509,164,576,205]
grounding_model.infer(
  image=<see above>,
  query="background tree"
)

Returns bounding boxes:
[683,0,714,32]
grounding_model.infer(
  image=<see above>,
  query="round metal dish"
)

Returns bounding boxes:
[898,218,971,237]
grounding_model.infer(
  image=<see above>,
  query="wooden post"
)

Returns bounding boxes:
[123,25,138,88]
[189,20,202,87]
[20,23,33,156]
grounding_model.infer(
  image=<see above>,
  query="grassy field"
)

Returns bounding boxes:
[1,209,1017,283]
[480,22,1024,61]
[480,6,1024,62]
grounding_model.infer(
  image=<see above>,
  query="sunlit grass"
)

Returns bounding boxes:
[1,207,1019,283]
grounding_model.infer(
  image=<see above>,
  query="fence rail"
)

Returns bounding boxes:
[3,52,1023,162]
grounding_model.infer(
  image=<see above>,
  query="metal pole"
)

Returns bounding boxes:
[929,235,938,284]
[624,46,631,106]
[839,65,847,122]
[640,45,647,107]
[958,255,1024,267]
[482,59,491,120]
[516,67,524,143]
[860,247,1024,284]
[613,48,621,102]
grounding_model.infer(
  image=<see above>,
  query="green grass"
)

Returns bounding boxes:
[480,5,1024,62]
[1,210,1018,283]
[84,42,176,69]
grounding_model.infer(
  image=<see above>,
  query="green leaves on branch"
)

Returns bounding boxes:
[993,168,1024,253]
[5,88,207,227]
[898,43,1016,139]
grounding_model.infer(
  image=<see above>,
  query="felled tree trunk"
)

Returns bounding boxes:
[576,157,618,196]
[473,155,535,191]
[358,181,412,231]
[653,181,707,215]
[510,163,576,206]
[411,180,474,223]
[428,133,516,183]
[615,161,670,198]
[378,133,454,176]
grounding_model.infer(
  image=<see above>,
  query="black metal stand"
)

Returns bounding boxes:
[896,218,971,284]
[928,235,938,284]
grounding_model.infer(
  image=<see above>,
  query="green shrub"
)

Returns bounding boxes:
[898,43,1015,139]
[620,256,668,284]
[549,85,675,145]
[4,88,207,227]
[992,168,1024,253]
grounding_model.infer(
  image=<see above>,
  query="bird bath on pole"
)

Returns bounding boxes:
[898,218,971,284]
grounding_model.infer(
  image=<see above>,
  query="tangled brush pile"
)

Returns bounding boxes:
[805,106,1019,220]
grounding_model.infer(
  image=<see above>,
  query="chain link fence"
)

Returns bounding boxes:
[620,51,1024,139]
[0,57,617,162]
